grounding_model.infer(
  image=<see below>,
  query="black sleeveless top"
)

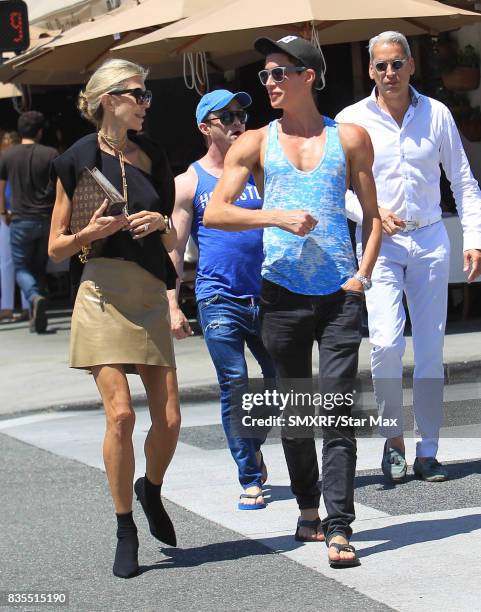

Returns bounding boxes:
[52,131,177,290]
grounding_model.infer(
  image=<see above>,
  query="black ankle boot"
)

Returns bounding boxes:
[134,476,176,546]
[113,511,139,578]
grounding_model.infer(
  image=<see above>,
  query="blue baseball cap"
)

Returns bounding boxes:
[195,89,252,125]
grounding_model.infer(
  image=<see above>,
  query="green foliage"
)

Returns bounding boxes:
[439,42,480,73]
[457,44,479,68]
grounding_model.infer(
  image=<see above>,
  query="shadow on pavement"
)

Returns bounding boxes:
[254,513,481,558]
[136,538,277,574]
[353,513,481,558]
[354,459,481,489]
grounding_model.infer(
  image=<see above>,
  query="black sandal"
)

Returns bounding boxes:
[328,542,361,568]
[294,517,325,542]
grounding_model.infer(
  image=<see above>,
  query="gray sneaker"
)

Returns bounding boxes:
[381,443,407,482]
[413,457,448,482]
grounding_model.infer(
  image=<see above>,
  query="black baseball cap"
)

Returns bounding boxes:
[254,35,326,89]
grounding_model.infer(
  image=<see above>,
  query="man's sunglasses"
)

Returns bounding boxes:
[206,110,248,125]
[108,88,153,106]
[373,58,408,73]
[258,66,306,86]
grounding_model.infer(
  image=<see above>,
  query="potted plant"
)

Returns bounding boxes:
[459,106,481,141]
[442,44,480,91]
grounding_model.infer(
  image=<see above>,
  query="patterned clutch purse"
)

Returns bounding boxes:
[70,167,126,261]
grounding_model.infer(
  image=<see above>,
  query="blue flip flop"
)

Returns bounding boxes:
[238,492,267,510]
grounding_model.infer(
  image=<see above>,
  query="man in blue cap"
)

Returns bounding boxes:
[168,90,275,509]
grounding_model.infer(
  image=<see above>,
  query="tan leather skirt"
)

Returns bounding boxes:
[70,258,175,373]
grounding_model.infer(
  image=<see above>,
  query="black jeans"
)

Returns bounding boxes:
[260,279,363,543]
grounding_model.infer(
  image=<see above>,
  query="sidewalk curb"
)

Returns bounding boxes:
[357,360,481,387]
[0,385,220,421]
[445,359,481,384]
[1,360,479,422]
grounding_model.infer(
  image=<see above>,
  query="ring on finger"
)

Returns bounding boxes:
[143,223,150,232]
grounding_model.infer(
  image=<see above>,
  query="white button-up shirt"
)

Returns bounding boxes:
[336,87,481,251]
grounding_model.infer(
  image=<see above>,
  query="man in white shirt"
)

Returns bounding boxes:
[336,31,481,483]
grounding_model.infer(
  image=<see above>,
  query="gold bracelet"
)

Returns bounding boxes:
[74,232,85,250]
[75,232,91,264]
[160,215,171,235]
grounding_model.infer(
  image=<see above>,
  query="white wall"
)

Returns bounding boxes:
[25,0,122,30]
[452,23,481,108]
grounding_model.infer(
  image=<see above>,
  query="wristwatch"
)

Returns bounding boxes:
[160,215,171,234]
[354,272,372,290]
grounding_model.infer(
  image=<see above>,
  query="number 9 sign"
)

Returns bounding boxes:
[0,1,30,53]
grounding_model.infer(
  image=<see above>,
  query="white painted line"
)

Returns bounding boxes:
[2,408,481,611]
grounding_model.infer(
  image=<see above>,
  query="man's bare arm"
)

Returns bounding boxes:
[168,168,196,339]
[340,124,382,281]
[204,129,317,236]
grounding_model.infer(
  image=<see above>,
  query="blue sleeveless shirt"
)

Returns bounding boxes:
[262,117,356,295]
[191,161,263,301]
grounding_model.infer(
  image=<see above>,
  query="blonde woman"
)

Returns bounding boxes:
[48,59,181,579]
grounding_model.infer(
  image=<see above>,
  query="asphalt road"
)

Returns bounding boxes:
[0,433,392,612]
[1,384,481,611]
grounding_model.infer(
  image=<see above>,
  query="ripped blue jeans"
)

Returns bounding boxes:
[197,293,276,489]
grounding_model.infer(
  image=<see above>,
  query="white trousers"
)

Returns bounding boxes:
[358,221,450,458]
[0,220,29,311]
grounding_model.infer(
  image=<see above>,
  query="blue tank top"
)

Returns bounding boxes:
[262,117,356,295]
[191,161,264,301]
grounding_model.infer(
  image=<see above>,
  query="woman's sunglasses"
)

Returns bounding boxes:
[373,59,408,73]
[258,66,306,86]
[206,110,248,125]
[108,88,153,106]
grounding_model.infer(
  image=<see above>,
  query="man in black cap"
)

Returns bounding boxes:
[204,35,381,567]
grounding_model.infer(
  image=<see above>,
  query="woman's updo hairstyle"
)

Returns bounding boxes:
[78,58,149,127]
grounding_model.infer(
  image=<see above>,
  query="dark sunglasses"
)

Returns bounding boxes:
[258,66,306,86]
[108,87,153,106]
[207,109,248,125]
[373,58,408,73]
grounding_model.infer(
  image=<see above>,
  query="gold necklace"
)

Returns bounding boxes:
[98,129,127,151]
[77,132,130,264]
[98,130,129,215]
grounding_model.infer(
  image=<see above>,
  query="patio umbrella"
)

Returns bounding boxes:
[0,83,21,98]
[112,0,481,62]
[0,0,223,84]
[0,23,66,85]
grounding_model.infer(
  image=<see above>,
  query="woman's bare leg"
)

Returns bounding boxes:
[92,364,139,578]
[92,364,135,513]
[136,364,181,485]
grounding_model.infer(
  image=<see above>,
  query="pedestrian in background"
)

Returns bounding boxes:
[0,112,57,333]
[0,131,29,323]
[48,59,180,579]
